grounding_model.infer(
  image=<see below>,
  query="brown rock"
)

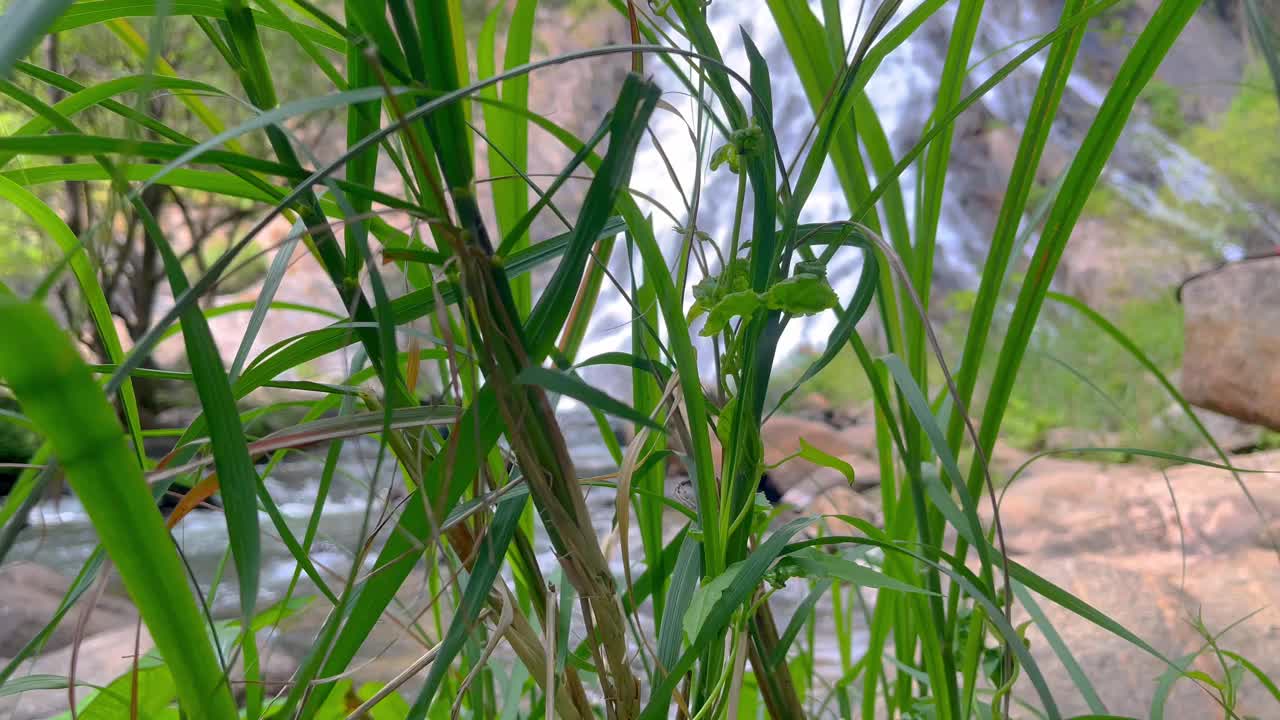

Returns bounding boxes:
[990,450,1280,558]
[1059,218,1205,309]
[1011,553,1210,718]
[0,626,155,720]
[980,451,1280,712]
[1181,257,1280,431]
[1012,545,1280,718]
[0,563,136,658]
[760,416,879,494]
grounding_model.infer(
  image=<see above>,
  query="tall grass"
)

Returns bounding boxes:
[0,1,1261,719]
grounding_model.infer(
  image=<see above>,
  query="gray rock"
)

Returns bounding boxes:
[1181,257,1280,431]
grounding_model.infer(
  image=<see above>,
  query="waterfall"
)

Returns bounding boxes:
[571,0,1265,379]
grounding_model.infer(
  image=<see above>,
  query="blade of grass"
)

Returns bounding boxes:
[407,493,529,718]
[0,299,237,719]
[515,366,662,431]
[0,0,73,76]
[1012,581,1108,715]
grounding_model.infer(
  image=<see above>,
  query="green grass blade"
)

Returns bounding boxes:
[0,175,143,464]
[1013,581,1108,715]
[53,2,345,51]
[480,0,537,313]
[656,532,702,678]
[0,0,73,76]
[640,516,814,719]
[621,205,721,578]
[228,218,304,381]
[1245,0,1280,105]
[0,299,237,719]
[945,0,1088,452]
[971,0,1200,469]
[1221,650,1280,707]
[912,0,984,323]
[407,493,528,718]
[142,201,262,631]
[525,74,658,360]
[515,366,662,431]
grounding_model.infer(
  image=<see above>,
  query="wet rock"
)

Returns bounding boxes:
[1181,257,1280,431]
[0,563,136,658]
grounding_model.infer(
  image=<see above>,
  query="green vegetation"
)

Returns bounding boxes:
[1187,61,1280,208]
[0,2,1272,720]
[1140,79,1187,138]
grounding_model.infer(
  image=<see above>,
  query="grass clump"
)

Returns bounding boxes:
[0,2,1270,719]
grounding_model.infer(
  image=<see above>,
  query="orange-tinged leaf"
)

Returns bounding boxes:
[165,474,221,530]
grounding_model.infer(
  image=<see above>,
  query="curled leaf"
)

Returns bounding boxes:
[765,273,839,315]
[700,290,762,336]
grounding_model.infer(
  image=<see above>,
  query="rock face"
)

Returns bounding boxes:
[0,563,136,658]
[0,626,155,720]
[1181,257,1280,431]
[1058,218,1207,309]
[993,450,1280,716]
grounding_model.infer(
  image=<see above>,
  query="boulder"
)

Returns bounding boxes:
[1181,257,1280,431]
[990,449,1280,558]
[1008,548,1228,712]
[997,451,1280,716]
[0,563,136,658]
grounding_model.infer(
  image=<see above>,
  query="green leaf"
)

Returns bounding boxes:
[514,365,661,432]
[682,561,744,643]
[355,682,413,719]
[796,437,857,486]
[640,516,814,719]
[0,0,74,76]
[78,662,175,720]
[0,300,237,719]
[0,674,90,697]
[700,289,763,336]
[782,548,932,595]
[656,532,701,678]
[764,273,839,315]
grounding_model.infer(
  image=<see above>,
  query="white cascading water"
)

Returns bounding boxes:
[572,0,1266,374]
